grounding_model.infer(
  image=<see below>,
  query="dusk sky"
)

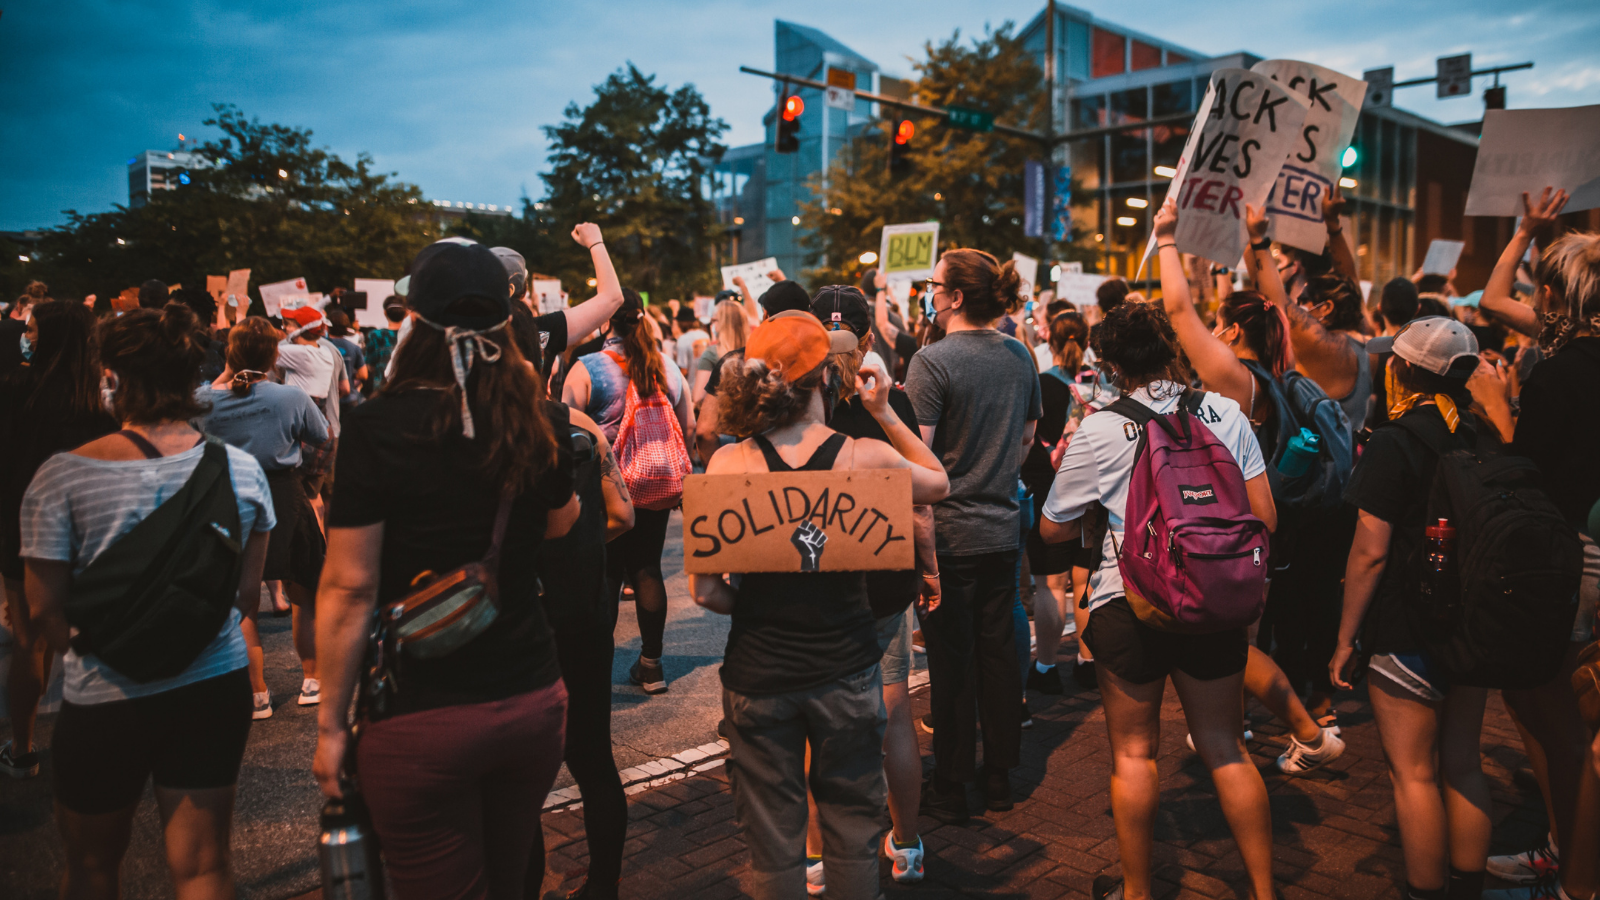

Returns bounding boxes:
[3,0,1598,231]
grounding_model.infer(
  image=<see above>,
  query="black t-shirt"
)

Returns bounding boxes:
[703,348,742,397]
[534,310,569,374]
[0,370,118,536]
[1021,368,1073,494]
[536,407,610,633]
[329,390,576,714]
[1512,336,1600,528]
[828,389,920,619]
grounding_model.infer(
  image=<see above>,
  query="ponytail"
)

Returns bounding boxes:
[1219,291,1292,378]
[612,288,669,396]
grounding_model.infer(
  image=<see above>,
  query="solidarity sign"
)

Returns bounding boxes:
[681,469,915,574]
[1251,60,1366,255]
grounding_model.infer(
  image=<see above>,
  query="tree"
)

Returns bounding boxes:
[796,24,1054,287]
[35,104,436,302]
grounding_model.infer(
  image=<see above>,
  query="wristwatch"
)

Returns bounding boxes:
[1251,238,1272,251]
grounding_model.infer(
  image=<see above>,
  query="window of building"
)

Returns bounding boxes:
[1091,28,1125,78]
[1131,41,1161,72]
[1066,18,1091,81]
[1072,94,1107,130]
[1109,88,1149,184]
[1151,81,1193,174]
[1166,51,1190,66]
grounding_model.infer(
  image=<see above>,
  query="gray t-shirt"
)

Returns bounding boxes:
[197,382,329,472]
[905,329,1043,555]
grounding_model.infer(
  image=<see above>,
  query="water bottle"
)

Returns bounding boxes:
[319,791,384,900]
[1420,518,1459,622]
[1276,427,1321,478]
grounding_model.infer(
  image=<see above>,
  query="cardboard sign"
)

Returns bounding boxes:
[531,279,564,315]
[1011,253,1039,300]
[879,223,940,280]
[681,469,914,574]
[1057,272,1109,310]
[1464,104,1600,216]
[352,278,396,328]
[1422,239,1465,276]
[1143,69,1309,270]
[258,277,310,317]
[1251,60,1365,255]
[113,287,141,313]
[721,257,781,309]
[224,269,250,319]
[206,275,228,327]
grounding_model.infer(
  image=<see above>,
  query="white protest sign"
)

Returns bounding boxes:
[721,257,781,307]
[1251,60,1365,255]
[1011,253,1039,299]
[879,223,940,281]
[887,278,913,323]
[1464,104,1600,216]
[1142,69,1310,269]
[352,278,395,328]
[1057,273,1109,310]
[1062,262,1084,275]
[693,295,714,322]
[258,277,310,317]
[531,279,564,315]
[1422,240,1465,276]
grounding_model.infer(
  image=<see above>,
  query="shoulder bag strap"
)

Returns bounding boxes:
[481,490,517,572]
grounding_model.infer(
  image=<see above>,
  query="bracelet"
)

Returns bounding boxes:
[586,241,604,250]
[1251,238,1272,251]
[922,572,940,579]
[1157,242,1177,251]
[1326,226,1342,235]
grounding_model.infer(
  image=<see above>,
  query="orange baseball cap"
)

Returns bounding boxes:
[745,310,858,382]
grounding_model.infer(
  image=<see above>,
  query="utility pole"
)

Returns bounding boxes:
[1043,0,1057,274]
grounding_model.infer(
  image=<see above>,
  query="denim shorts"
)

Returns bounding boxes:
[875,608,912,686]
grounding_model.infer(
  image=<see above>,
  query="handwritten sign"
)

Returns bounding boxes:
[352,278,396,328]
[681,469,914,574]
[1252,60,1365,255]
[1464,104,1600,216]
[879,222,940,280]
[721,257,781,312]
[258,277,310,317]
[1143,69,1309,270]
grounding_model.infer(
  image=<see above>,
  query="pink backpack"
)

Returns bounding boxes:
[606,352,691,511]
[1106,391,1270,633]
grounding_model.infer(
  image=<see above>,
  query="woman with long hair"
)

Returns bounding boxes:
[0,301,118,778]
[313,239,579,898]
[693,298,748,406]
[196,317,330,720]
[1040,301,1279,900]
[694,310,948,899]
[22,302,274,897]
[563,288,693,695]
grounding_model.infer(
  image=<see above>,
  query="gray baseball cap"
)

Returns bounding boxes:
[491,247,528,301]
[1366,315,1479,376]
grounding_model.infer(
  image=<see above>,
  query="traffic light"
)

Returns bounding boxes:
[888,119,914,176]
[776,95,803,154]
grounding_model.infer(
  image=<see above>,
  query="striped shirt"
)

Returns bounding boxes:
[20,442,275,705]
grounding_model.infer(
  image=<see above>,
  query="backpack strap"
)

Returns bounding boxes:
[1106,389,1192,443]
[479,490,517,572]
[1392,411,1474,459]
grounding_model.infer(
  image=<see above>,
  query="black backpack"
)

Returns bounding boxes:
[1241,359,1354,511]
[1394,417,1582,689]
[65,436,246,683]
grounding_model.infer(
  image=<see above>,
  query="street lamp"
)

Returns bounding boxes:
[859,251,878,265]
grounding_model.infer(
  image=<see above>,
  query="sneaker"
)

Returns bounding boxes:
[1313,708,1341,736]
[1020,701,1034,729]
[298,678,321,706]
[918,776,969,825]
[882,833,925,884]
[918,713,935,735]
[1027,663,1064,695]
[982,766,1014,812]
[805,858,825,897]
[629,658,668,694]
[1487,837,1560,885]
[1093,874,1126,900]
[911,629,926,654]
[1275,728,1346,775]
[1072,659,1098,690]
[1185,730,1253,752]
[0,741,39,779]
[1482,874,1571,900]
[252,691,273,720]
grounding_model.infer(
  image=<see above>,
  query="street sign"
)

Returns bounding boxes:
[1363,66,1394,108]
[825,67,856,111]
[946,105,994,132]
[1437,54,1472,98]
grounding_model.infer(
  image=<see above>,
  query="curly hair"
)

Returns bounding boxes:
[940,248,1023,323]
[1302,273,1365,332]
[716,355,830,438]
[1093,301,1186,387]
[98,303,210,424]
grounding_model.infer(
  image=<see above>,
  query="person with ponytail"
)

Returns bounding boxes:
[903,248,1042,821]
[197,317,330,719]
[1154,198,1348,777]
[564,288,693,694]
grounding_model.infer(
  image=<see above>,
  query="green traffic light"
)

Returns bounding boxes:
[1341,146,1358,168]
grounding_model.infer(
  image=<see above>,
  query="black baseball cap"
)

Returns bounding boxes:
[407,239,513,330]
[758,280,811,316]
[810,285,871,341]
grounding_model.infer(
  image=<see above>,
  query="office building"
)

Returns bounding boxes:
[127,150,207,208]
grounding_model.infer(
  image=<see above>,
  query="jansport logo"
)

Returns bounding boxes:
[1179,484,1218,505]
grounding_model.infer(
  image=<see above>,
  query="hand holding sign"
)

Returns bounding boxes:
[1519,187,1571,240]
[1245,203,1269,243]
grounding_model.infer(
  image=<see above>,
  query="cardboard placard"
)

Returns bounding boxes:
[1464,104,1600,216]
[224,269,250,323]
[1058,272,1109,310]
[258,277,310,317]
[1251,60,1366,255]
[879,223,940,280]
[681,469,914,574]
[721,258,781,310]
[1142,69,1309,270]
[1422,239,1465,276]
[206,275,228,327]
[353,278,396,328]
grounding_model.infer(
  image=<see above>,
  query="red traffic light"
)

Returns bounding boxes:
[894,119,915,145]
[782,95,804,121]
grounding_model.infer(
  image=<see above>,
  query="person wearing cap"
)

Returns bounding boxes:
[490,229,624,380]
[692,309,948,900]
[313,239,580,899]
[1331,316,1496,900]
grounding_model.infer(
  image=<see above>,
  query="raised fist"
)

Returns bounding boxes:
[790,521,827,572]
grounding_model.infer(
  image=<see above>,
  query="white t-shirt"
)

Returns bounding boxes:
[277,340,340,400]
[1041,383,1265,612]
[676,328,709,373]
[20,442,276,704]
[1032,342,1053,372]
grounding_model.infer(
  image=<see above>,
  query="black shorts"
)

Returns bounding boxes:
[1025,511,1075,576]
[1083,596,1248,685]
[0,529,21,582]
[52,669,253,814]
[264,468,325,587]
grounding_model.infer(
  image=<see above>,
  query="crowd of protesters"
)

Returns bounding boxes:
[0,179,1597,900]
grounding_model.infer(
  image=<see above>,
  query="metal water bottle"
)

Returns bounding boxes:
[319,790,384,900]
[1276,427,1321,478]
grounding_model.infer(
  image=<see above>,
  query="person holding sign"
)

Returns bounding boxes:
[691,310,948,900]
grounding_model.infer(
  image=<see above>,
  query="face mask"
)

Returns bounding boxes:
[19,333,33,361]
[920,286,937,320]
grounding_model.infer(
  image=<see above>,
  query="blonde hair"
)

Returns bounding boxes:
[713,300,749,356]
[1534,231,1600,351]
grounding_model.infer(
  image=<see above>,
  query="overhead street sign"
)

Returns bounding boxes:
[1437,54,1472,98]
[946,105,995,133]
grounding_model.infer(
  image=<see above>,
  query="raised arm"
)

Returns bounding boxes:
[1322,184,1359,284]
[1249,204,1357,393]
[1240,205,1290,309]
[872,270,902,345]
[1154,199,1256,410]
[563,223,625,340]
[732,276,762,324]
[1481,188,1566,338]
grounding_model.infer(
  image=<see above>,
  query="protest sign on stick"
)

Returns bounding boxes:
[879,223,940,281]
[681,469,913,574]
[1251,60,1365,254]
[721,257,781,309]
[1465,105,1600,215]
[1141,69,1309,270]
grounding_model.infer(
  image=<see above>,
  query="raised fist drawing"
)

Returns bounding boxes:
[790,521,827,572]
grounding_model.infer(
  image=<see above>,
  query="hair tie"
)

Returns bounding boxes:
[1261,299,1275,310]
[413,315,508,439]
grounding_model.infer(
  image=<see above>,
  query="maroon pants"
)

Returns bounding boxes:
[356,680,568,900]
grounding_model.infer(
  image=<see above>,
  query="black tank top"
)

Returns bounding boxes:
[718,432,881,695]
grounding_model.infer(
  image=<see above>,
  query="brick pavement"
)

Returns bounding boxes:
[530,676,1549,900]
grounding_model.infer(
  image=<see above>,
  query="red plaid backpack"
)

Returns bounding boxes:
[605,351,691,510]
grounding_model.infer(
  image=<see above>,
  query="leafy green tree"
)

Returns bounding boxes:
[35,104,436,302]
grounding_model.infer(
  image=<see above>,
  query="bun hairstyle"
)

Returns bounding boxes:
[611,288,670,397]
[939,249,1023,324]
[24,280,48,302]
[717,353,831,439]
[225,317,282,395]
[1048,310,1089,373]
[1093,300,1185,387]
[1533,231,1600,352]
[97,303,211,424]
[1219,290,1293,377]
[1303,273,1365,332]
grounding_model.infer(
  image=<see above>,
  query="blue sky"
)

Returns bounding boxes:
[3,0,1598,231]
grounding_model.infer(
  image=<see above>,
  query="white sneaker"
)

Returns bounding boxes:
[1482,878,1572,900]
[1487,836,1559,884]
[252,691,273,720]
[1275,728,1346,775]
[883,833,925,884]
[298,678,321,706]
[805,858,825,897]
[1185,730,1252,752]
